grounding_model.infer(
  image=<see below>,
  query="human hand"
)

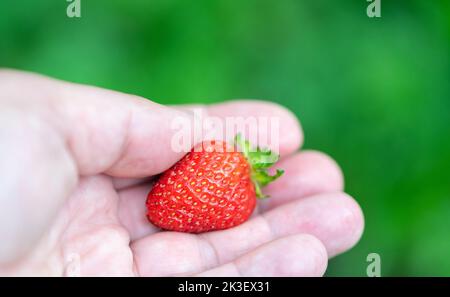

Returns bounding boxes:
[0,70,363,276]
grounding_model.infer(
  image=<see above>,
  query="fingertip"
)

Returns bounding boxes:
[263,191,365,258]
[303,192,365,257]
[262,150,344,210]
[288,150,344,192]
[330,193,364,257]
[207,100,303,156]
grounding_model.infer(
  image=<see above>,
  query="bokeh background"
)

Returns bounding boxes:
[1,0,449,276]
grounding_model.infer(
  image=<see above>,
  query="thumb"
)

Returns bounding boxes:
[0,70,195,263]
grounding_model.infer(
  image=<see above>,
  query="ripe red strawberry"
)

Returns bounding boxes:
[146,135,283,233]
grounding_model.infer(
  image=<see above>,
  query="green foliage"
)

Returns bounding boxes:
[1,0,449,276]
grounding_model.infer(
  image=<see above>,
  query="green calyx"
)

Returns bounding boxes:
[234,134,284,199]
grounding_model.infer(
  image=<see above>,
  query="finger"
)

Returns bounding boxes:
[130,192,363,276]
[177,99,303,157]
[259,150,344,211]
[113,100,301,190]
[207,192,363,261]
[196,234,327,277]
[0,69,196,177]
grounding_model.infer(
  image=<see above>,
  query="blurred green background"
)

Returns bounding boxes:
[1,0,449,276]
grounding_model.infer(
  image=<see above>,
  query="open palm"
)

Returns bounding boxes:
[0,70,363,276]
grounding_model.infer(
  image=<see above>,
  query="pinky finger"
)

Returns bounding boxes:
[195,234,327,277]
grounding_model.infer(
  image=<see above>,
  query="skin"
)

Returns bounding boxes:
[0,69,364,276]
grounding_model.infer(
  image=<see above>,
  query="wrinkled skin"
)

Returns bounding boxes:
[0,70,364,276]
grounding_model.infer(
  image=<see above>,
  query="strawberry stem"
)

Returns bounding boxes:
[234,134,284,199]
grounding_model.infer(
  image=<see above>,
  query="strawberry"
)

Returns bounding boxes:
[146,135,283,233]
